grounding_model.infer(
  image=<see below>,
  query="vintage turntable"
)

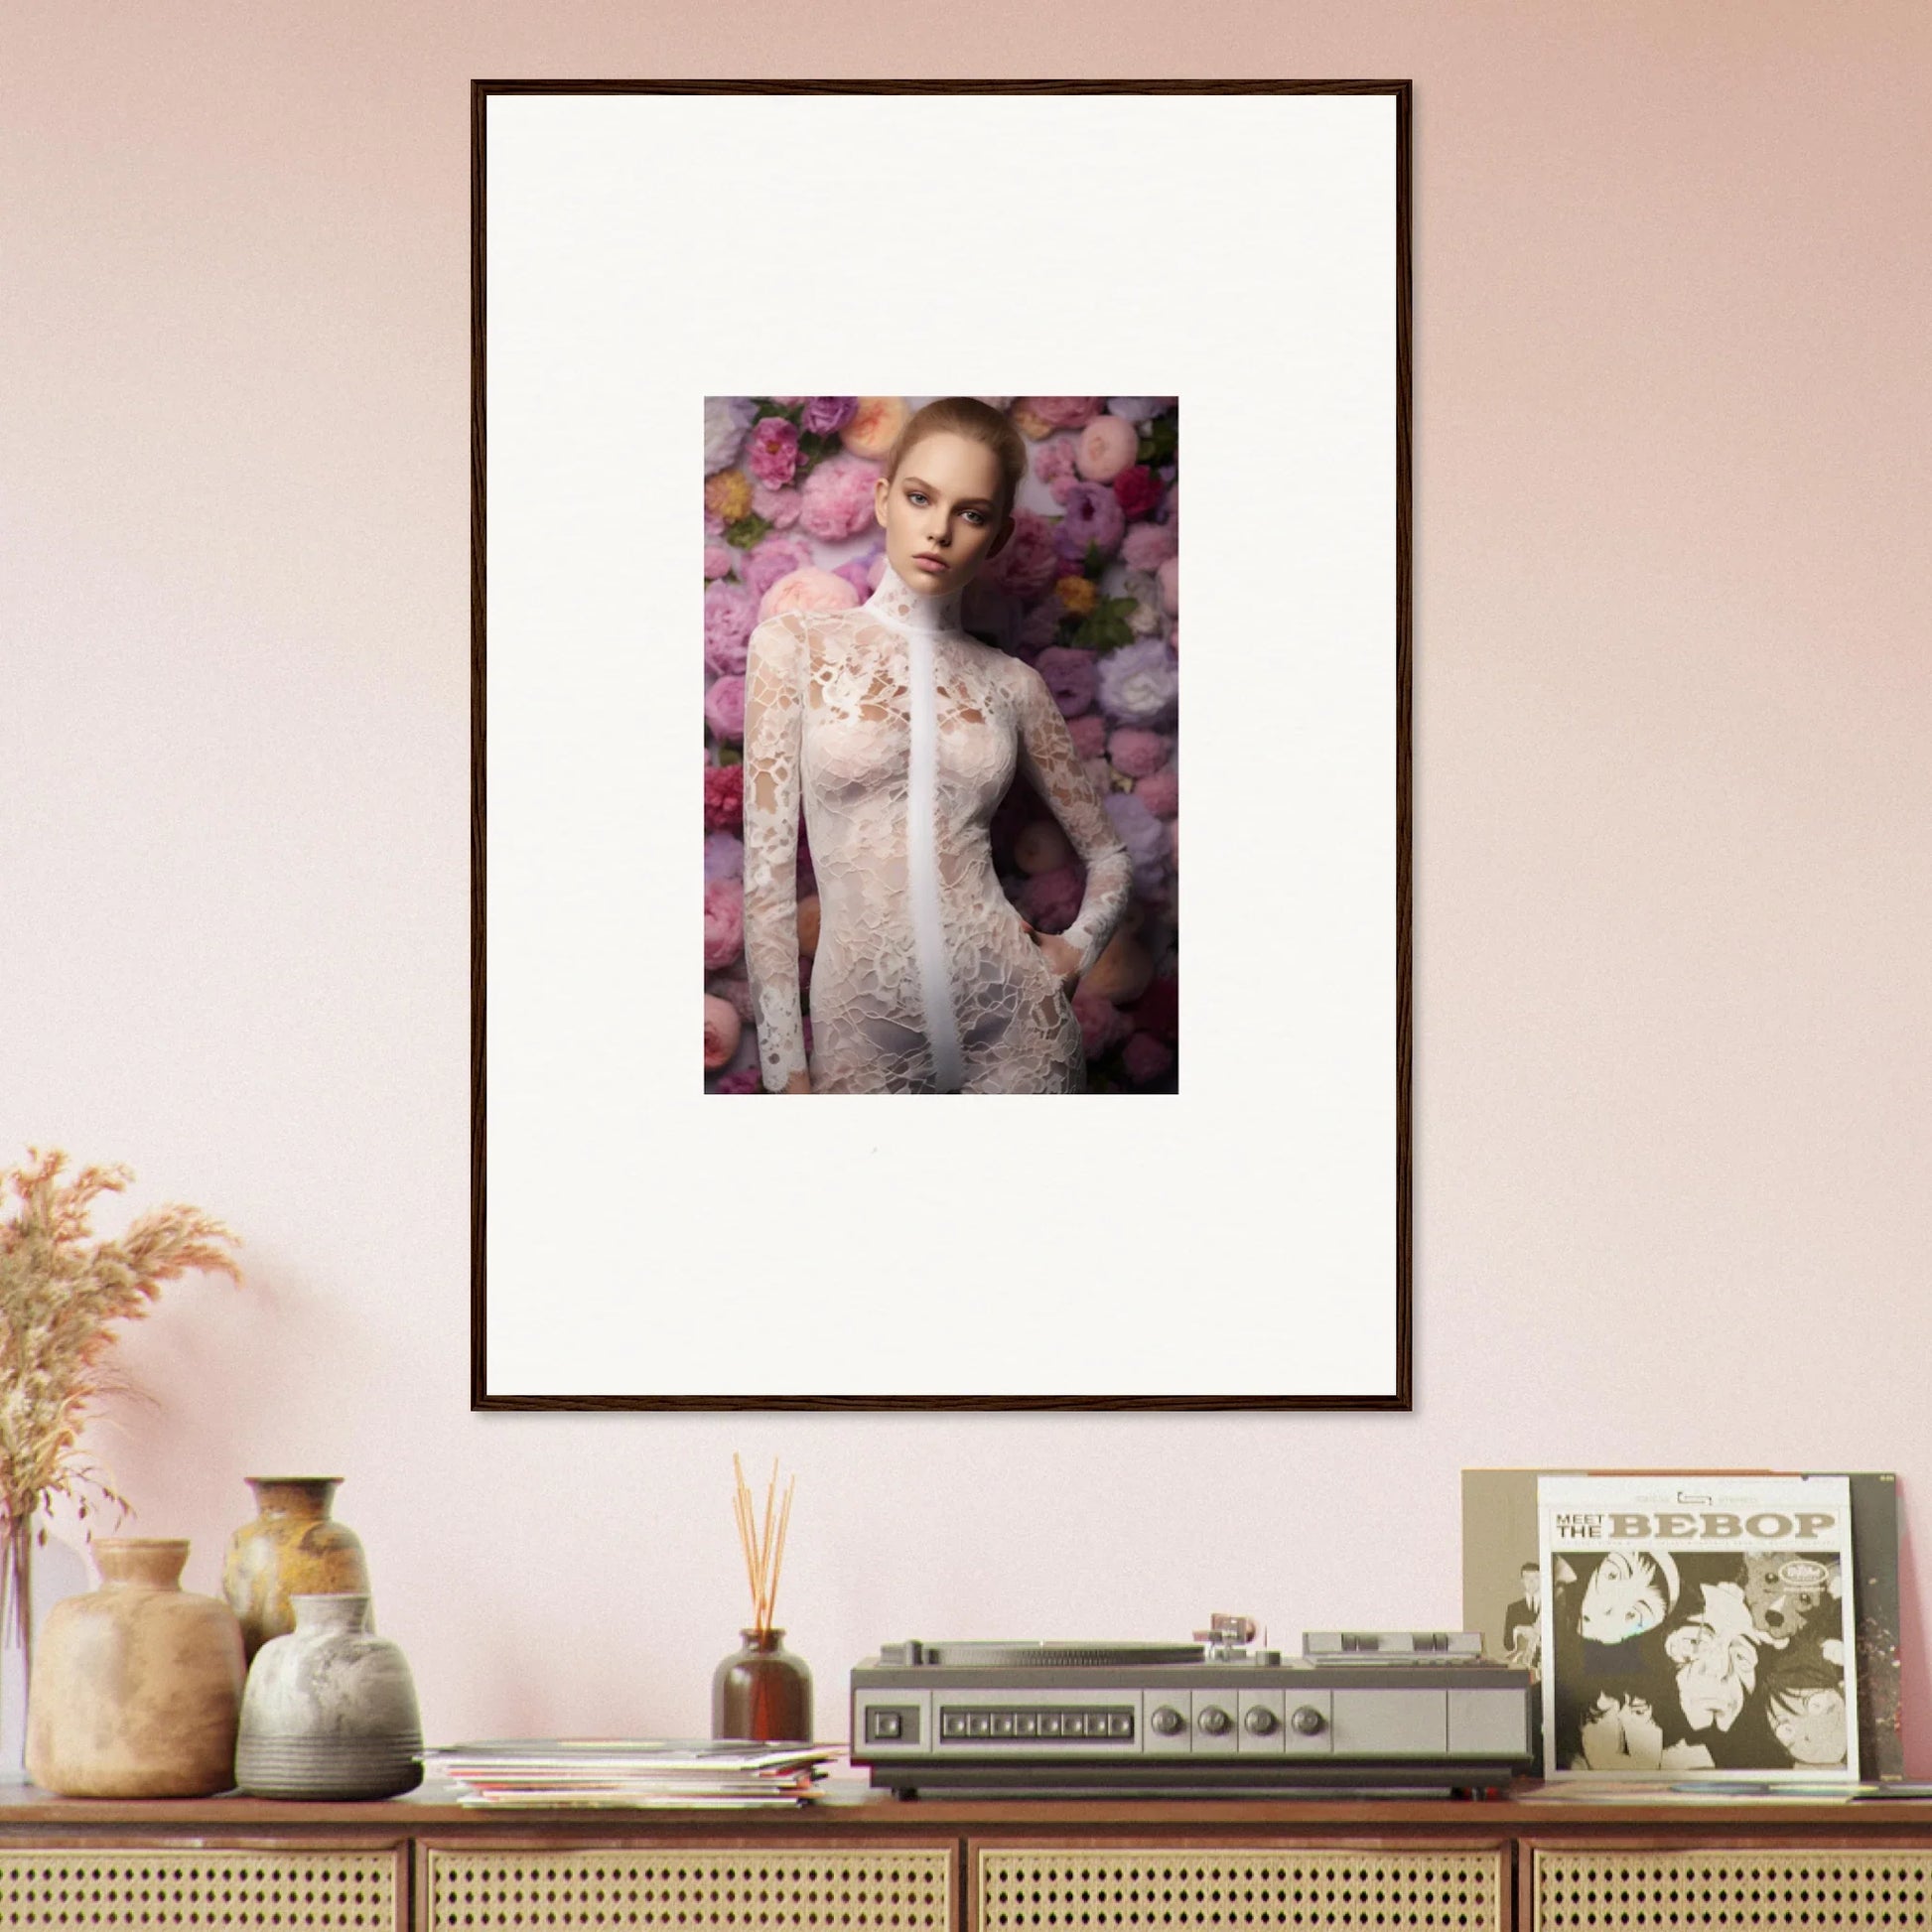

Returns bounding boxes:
[849,1615,1533,1796]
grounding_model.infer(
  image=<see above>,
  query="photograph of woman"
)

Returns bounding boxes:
[705,395,1178,1095]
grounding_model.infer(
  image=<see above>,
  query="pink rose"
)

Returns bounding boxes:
[704,994,742,1068]
[750,481,803,529]
[1066,712,1107,759]
[704,673,746,742]
[1075,413,1139,484]
[1158,555,1178,615]
[1130,975,1178,1043]
[703,878,744,970]
[760,566,860,619]
[704,829,744,881]
[703,580,759,675]
[1122,1033,1174,1085]
[1121,521,1177,571]
[1135,765,1178,819]
[742,535,815,599]
[798,453,884,541]
[980,508,1062,600]
[1024,397,1105,430]
[745,415,801,488]
[1033,433,1082,503]
[704,761,743,831]
[712,1065,763,1093]
[1106,727,1169,779]
[711,976,758,1026]
[703,541,737,580]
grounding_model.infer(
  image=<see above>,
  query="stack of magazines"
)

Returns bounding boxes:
[419,1739,843,1807]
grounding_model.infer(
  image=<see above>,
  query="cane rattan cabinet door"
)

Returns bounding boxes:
[0,1847,402,1930]
[974,1844,1504,1931]
[1533,1846,1932,1929]
[423,1842,956,1930]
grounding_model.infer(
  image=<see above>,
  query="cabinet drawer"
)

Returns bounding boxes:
[1535,1847,1932,1929]
[424,1844,955,1930]
[0,1847,401,1929]
[974,1846,1503,1930]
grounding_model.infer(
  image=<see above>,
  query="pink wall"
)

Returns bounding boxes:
[4,4,1928,1760]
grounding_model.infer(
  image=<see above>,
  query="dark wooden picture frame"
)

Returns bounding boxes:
[472,78,1412,1411]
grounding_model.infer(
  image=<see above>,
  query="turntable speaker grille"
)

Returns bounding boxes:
[976,1846,1502,1930]
[1535,1848,1932,1929]
[425,1846,954,1930]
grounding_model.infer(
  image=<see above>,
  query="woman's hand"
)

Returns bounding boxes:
[1019,917,1081,996]
[782,1068,812,1094]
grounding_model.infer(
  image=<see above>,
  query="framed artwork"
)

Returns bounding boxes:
[474,79,1411,1408]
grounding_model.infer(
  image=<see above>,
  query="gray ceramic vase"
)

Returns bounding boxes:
[235,1592,422,1799]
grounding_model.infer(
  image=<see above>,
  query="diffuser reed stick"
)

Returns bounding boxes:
[733,1453,796,1636]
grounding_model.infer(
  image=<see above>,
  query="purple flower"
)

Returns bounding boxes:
[704,830,745,882]
[704,672,746,742]
[1054,482,1126,562]
[1104,789,1170,895]
[703,580,759,675]
[800,396,858,435]
[741,534,814,599]
[1035,645,1098,718]
[705,396,757,474]
[1098,635,1178,729]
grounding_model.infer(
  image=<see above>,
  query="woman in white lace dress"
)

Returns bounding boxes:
[740,397,1133,1094]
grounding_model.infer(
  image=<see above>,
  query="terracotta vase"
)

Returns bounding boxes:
[712,1627,813,1742]
[236,1593,422,1800]
[25,1538,244,1798]
[222,1477,370,1661]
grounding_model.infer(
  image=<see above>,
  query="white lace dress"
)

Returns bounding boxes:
[740,558,1134,1094]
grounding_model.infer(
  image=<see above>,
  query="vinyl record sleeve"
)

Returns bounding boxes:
[1536,1473,1858,1783]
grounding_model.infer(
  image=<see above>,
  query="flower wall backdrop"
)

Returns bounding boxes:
[702,396,1180,1094]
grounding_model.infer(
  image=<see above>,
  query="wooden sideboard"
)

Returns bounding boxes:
[4,1780,1932,1928]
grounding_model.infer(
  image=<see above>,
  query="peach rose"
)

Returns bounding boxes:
[703,994,742,1068]
[841,397,908,459]
[1075,412,1140,483]
[760,567,861,619]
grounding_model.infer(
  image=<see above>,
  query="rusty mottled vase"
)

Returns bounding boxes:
[25,1537,245,1798]
[221,1477,371,1661]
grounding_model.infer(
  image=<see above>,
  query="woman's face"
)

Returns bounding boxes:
[1578,1551,1670,1643]
[875,431,1012,595]
[1665,1583,1760,1732]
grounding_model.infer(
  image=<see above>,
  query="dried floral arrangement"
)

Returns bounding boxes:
[0,1147,242,1663]
[732,1452,795,1636]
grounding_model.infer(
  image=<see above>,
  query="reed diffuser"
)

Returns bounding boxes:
[711,1455,812,1743]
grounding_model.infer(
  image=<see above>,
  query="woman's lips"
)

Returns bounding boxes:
[914,554,949,571]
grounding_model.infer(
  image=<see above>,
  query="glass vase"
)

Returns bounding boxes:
[711,1627,812,1743]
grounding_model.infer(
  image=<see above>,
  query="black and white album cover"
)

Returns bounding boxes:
[1537,1473,1859,1782]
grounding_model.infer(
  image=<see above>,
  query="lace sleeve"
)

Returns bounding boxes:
[1012,660,1134,981]
[741,612,808,1090]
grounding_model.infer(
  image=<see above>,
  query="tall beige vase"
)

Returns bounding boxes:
[222,1476,371,1661]
[25,1538,245,1798]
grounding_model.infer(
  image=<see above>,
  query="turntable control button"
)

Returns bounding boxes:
[1291,1705,1326,1735]
[1040,1714,1063,1736]
[1197,1706,1233,1735]
[992,1713,1016,1736]
[1243,1706,1279,1735]
[1151,1706,1184,1736]
[1108,1713,1134,1737]
[1016,1713,1038,1736]
[967,1714,991,1736]
[941,1712,966,1737]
